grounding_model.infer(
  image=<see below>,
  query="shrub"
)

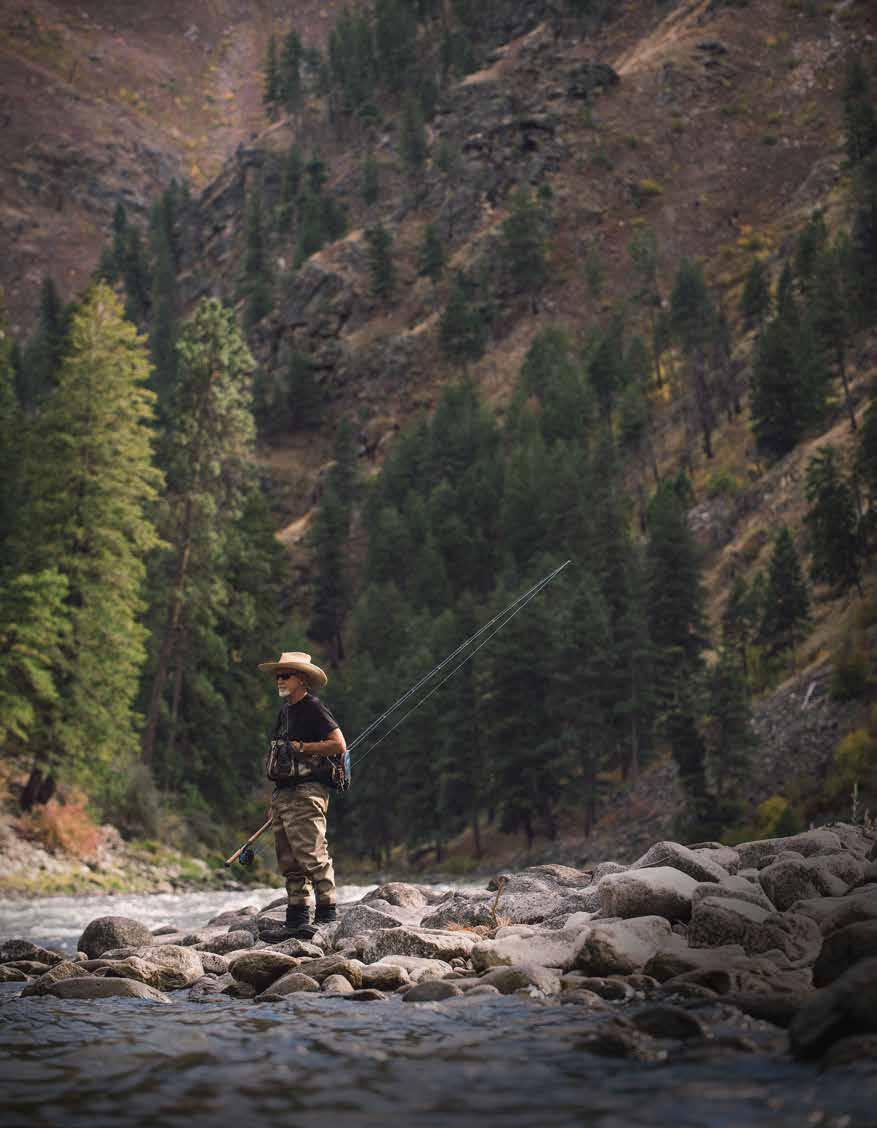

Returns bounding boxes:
[113,762,162,839]
[705,468,742,499]
[826,727,877,802]
[17,789,102,860]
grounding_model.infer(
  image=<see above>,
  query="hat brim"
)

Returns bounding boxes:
[257,661,327,689]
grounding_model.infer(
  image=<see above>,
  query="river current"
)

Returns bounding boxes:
[1,888,875,1128]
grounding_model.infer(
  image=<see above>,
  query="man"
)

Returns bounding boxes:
[257,651,346,939]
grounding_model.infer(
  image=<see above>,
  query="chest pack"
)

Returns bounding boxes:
[265,705,351,792]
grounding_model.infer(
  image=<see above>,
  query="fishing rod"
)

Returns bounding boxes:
[225,560,571,865]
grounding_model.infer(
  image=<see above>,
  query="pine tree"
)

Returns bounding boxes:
[374,0,417,92]
[439,272,487,367]
[263,34,281,116]
[627,224,664,386]
[142,299,255,767]
[148,198,178,401]
[280,29,303,114]
[277,144,304,232]
[705,649,756,829]
[122,227,151,325]
[805,446,862,595]
[858,380,877,525]
[843,53,877,168]
[241,184,273,330]
[23,284,162,797]
[670,258,717,459]
[810,241,856,430]
[418,222,445,284]
[759,526,809,656]
[740,258,771,330]
[585,315,625,425]
[520,326,591,444]
[851,151,877,326]
[400,93,427,174]
[19,275,67,406]
[365,222,396,301]
[721,574,758,675]
[361,149,380,206]
[500,188,548,296]
[646,482,708,721]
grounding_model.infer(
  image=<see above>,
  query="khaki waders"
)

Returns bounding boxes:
[271,782,337,907]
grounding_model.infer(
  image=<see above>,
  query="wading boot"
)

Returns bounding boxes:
[314,903,337,926]
[260,904,318,943]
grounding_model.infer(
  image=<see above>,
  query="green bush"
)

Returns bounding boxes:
[830,633,872,700]
[114,763,162,839]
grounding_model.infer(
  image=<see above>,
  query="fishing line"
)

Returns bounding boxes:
[350,560,572,769]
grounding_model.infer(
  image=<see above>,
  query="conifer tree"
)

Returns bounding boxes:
[586,315,625,425]
[241,184,273,330]
[705,649,756,830]
[361,149,380,207]
[851,151,877,325]
[148,198,178,401]
[20,276,67,406]
[122,227,151,325]
[759,526,809,656]
[23,284,162,797]
[263,34,281,116]
[721,574,758,675]
[400,93,427,175]
[280,29,303,114]
[142,299,255,767]
[500,188,548,296]
[843,53,877,168]
[418,222,445,284]
[627,224,663,386]
[439,272,487,367]
[365,222,396,301]
[670,258,717,459]
[740,258,771,330]
[520,326,591,444]
[810,241,856,430]
[277,144,304,232]
[805,446,863,595]
[858,380,877,527]
[374,0,417,92]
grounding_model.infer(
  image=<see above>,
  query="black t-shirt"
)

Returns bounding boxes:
[276,692,339,745]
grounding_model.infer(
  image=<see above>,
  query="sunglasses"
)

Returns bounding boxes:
[276,672,298,681]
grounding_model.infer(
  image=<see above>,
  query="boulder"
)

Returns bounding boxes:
[207,907,260,927]
[195,930,255,955]
[373,955,453,982]
[790,888,877,935]
[262,937,324,959]
[518,864,594,888]
[691,877,774,913]
[322,973,355,994]
[77,917,154,959]
[43,976,170,1002]
[229,951,302,992]
[478,964,561,996]
[723,992,807,1027]
[19,961,85,997]
[690,845,740,875]
[632,1004,707,1040]
[597,866,699,922]
[261,971,320,997]
[296,955,363,987]
[570,977,633,1002]
[333,904,409,944]
[789,957,877,1059]
[464,984,502,998]
[420,892,496,929]
[361,883,430,909]
[0,966,28,982]
[199,953,230,976]
[814,921,877,987]
[591,862,628,882]
[0,940,65,965]
[758,857,850,911]
[643,942,748,982]
[470,927,581,972]
[688,896,823,963]
[821,1034,877,1070]
[403,979,462,1002]
[573,917,674,976]
[484,873,565,923]
[360,962,410,991]
[630,841,729,884]
[735,829,844,870]
[363,927,477,963]
[92,945,204,990]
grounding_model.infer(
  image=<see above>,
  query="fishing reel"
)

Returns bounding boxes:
[238,844,256,867]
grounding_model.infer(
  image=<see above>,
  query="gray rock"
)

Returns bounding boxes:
[91,945,204,991]
[199,952,229,976]
[360,963,410,991]
[576,1019,661,1061]
[574,917,674,976]
[821,1034,877,1069]
[222,980,257,998]
[403,979,462,1002]
[789,956,877,1058]
[519,864,594,888]
[345,988,388,1001]
[361,882,429,909]
[690,845,740,875]
[598,866,699,922]
[464,984,502,997]
[372,955,453,982]
[5,960,51,975]
[363,927,477,963]
[723,991,807,1027]
[478,964,561,996]
[420,892,495,929]
[560,989,610,1007]
[44,976,170,1002]
[691,877,775,913]
[0,940,65,965]
[229,951,302,992]
[759,857,852,911]
[295,955,363,987]
[631,841,729,884]
[195,930,255,955]
[643,943,748,982]
[20,956,88,992]
[260,971,320,997]
[470,927,582,972]
[591,862,629,882]
[262,936,324,959]
[573,977,634,1001]
[735,829,844,870]
[814,921,877,987]
[207,906,260,926]
[791,888,877,935]
[688,896,818,960]
[77,916,154,959]
[333,903,408,943]
[0,966,28,982]
[632,1005,707,1040]
[322,973,355,994]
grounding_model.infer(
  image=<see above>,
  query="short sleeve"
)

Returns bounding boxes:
[307,696,339,740]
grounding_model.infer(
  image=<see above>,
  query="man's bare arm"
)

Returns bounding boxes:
[298,728,347,759]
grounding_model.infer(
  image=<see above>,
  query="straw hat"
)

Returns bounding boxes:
[257,651,328,689]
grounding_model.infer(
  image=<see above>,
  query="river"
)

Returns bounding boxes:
[1,888,874,1128]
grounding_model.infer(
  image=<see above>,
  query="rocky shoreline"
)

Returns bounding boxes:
[3,823,877,1070]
